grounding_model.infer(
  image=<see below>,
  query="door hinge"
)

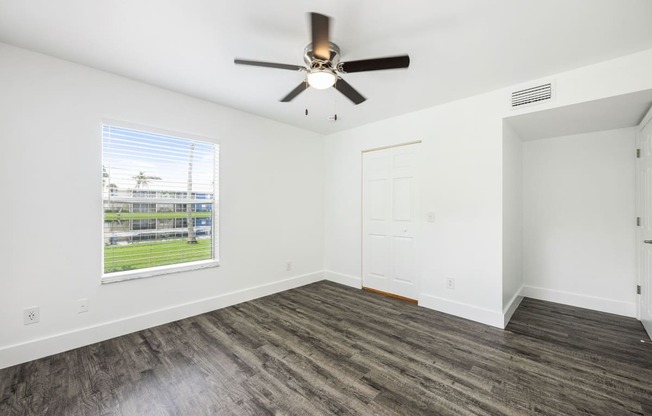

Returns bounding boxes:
[637,148,641,158]
[637,217,641,226]
[637,285,642,295]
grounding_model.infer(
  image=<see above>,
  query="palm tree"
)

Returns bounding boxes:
[186,143,197,244]
[132,171,161,188]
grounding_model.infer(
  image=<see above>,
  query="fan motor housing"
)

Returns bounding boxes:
[304,42,341,68]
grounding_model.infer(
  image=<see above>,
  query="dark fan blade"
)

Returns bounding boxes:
[234,59,304,71]
[311,12,330,61]
[281,81,309,102]
[334,78,366,105]
[340,55,410,73]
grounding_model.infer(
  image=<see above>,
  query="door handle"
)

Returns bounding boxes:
[645,240,652,244]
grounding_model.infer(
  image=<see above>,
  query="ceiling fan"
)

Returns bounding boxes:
[234,12,410,105]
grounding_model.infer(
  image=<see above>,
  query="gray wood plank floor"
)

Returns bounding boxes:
[1,281,651,415]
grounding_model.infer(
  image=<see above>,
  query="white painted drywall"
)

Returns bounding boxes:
[324,48,652,328]
[0,43,325,368]
[502,122,524,318]
[522,128,637,316]
[325,94,506,327]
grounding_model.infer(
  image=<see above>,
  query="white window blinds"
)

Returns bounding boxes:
[102,124,219,280]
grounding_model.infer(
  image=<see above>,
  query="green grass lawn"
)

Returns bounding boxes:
[104,211,212,221]
[104,238,212,273]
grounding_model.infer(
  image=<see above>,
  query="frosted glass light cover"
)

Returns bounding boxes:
[307,70,336,89]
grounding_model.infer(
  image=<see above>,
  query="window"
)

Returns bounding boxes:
[102,123,219,282]
[132,219,156,230]
[174,218,188,229]
[132,203,156,213]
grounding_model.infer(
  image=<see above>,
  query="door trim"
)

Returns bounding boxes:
[362,140,422,154]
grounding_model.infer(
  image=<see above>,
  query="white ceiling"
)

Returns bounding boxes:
[506,90,652,141]
[1,1,651,134]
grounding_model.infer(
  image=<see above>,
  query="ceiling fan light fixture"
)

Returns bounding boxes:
[307,69,336,89]
[234,13,409,105]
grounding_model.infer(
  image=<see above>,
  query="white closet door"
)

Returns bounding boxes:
[363,143,419,300]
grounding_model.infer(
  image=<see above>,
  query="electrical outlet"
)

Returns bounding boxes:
[427,212,436,223]
[23,307,40,325]
[446,278,455,290]
[286,261,292,271]
[78,298,89,314]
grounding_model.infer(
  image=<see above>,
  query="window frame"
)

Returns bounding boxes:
[101,120,220,284]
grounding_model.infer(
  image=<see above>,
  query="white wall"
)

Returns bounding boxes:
[502,122,524,324]
[522,128,637,316]
[325,94,506,327]
[0,43,325,368]
[324,48,652,328]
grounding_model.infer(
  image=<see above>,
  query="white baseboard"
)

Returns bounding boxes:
[419,293,504,329]
[323,270,362,289]
[0,271,324,370]
[521,285,636,317]
[502,285,524,328]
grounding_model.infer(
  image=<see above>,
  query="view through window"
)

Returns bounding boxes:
[102,124,219,280]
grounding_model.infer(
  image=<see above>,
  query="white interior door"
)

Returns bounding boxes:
[637,114,652,339]
[362,143,419,300]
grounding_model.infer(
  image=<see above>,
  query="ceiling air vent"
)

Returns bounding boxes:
[510,82,554,109]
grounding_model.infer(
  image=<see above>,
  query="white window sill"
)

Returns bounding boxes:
[102,259,220,284]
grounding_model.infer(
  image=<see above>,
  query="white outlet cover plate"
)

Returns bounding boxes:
[23,307,40,325]
[78,298,89,313]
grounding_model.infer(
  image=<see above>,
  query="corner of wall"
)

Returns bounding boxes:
[323,271,362,289]
[419,293,505,329]
[502,285,524,328]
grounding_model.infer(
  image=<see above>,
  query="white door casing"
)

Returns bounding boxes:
[362,143,420,300]
[637,111,652,339]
